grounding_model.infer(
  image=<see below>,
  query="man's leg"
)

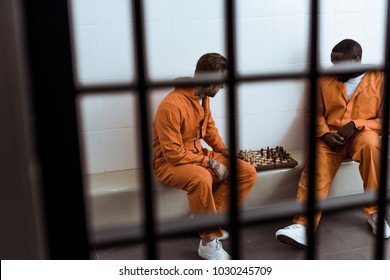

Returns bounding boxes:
[293,140,345,230]
[347,131,389,238]
[347,130,380,215]
[155,162,223,238]
[276,140,345,248]
[155,161,231,259]
[210,152,257,212]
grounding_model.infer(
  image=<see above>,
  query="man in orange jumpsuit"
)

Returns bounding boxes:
[152,53,257,259]
[276,39,390,248]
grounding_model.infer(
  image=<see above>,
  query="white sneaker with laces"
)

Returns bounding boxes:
[367,213,390,239]
[198,238,231,260]
[275,224,307,248]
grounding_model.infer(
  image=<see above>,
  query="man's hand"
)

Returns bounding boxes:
[207,158,229,180]
[219,147,230,158]
[321,133,346,152]
[337,121,357,142]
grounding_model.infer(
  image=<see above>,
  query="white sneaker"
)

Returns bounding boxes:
[198,238,231,260]
[275,224,307,248]
[367,214,390,239]
[219,230,229,240]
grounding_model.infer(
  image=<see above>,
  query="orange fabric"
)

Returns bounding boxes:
[316,71,384,137]
[153,85,224,168]
[294,71,384,230]
[153,83,257,238]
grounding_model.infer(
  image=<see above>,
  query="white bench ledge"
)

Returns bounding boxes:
[84,148,365,230]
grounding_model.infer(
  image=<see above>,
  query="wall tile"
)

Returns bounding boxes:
[238,111,304,150]
[94,0,131,24]
[103,128,140,171]
[272,80,307,112]
[334,13,366,47]
[336,0,366,13]
[72,26,99,81]
[238,114,273,150]
[171,20,206,73]
[205,19,226,55]
[170,0,205,20]
[95,24,134,79]
[70,0,95,26]
[319,13,336,68]
[145,21,172,76]
[144,0,170,21]
[319,0,336,14]
[364,12,386,65]
[272,0,309,15]
[81,131,105,174]
[77,95,102,132]
[236,0,273,18]
[365,0,387,12]
[236,17,273,74]
[272,15,309,66]
[237,82,275,116]
[209,88,227,119]
[100,93,138,129]
[212,117,228,145]
[205,0,225,19]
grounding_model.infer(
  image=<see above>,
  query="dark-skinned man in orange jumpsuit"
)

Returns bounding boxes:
[153,53,257,259]
[276,39,390,249]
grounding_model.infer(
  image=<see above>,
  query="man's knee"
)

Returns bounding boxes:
[186,172,213,193]
[361,140,380,154]
[238,160,257,184]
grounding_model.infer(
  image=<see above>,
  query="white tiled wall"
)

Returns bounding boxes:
[71,0,387,174]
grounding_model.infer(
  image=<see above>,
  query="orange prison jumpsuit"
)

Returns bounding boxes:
[294,71,384,230]
[152,82,257,238]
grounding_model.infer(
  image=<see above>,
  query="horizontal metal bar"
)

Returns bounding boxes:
[75,63,385,95]
[89,190,389,249]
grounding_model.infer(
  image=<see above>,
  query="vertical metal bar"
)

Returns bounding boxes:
[21,0,89,259]
[131,0,157,259]
[225,0,240,259]
[374,0,390,260]
[307,0,319,260]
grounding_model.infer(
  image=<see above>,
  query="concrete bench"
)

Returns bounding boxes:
[85,148,363,230]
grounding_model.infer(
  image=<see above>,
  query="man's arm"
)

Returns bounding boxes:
[202,113,226,152]
[155,105,209,167]
[315,83,332,137]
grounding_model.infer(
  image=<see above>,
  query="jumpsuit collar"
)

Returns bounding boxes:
[334,72,370,103]
[174,77,203,102]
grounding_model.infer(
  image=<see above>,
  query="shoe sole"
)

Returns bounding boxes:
[276,234,307,249]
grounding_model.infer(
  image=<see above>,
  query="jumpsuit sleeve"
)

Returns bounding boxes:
[155,105,209,167]
[316,84,331,137]
[352,103,383,134]
[352,73,384,134]
[203,113,226,153]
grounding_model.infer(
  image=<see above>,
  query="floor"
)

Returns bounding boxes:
[90,208,390,260]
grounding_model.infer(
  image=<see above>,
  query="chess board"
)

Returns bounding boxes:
[238,146,298,171]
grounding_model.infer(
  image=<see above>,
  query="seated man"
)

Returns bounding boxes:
[152,52,257,259]
[276,39,390,248]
